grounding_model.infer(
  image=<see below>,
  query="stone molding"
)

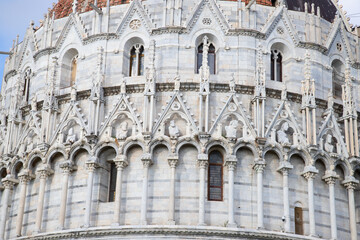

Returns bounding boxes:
[13,226,325,240]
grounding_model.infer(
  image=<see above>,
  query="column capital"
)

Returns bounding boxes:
[141,153,153,167]
[197,154,209,169]
[302,165,318,180]
[225,155,237,171]
[167,155,178,168]
[59,161,77,174]
[322,171,339,185]
[1,176,19,189]
[18,170,35,184]
[114,155,128,169]
[277,161,293,175]
[85,161,99,172]
[253,159,266,173]
[36,165,54,179]
[342,176,359,190]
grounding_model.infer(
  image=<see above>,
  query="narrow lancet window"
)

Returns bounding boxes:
[271,50,282,82]
[208,150,223,201]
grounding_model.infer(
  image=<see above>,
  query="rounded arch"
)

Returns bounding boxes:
[26,151,43,169]
[121,139,145,155]
[267,38,294,59]
[59,47,80,89]
[176,139,201,155]
[288,149,310,166]
[233,141,259,158]
[11,160,24,177]
[69,144,91,163]
[149,139,171,155]
[190,30,225,49]
[94,142,119,158]
[118,33,149,52]
[45,147,67,165]
[313,153,331,170]
[262,145,284,161]
[333,159,351,177]
[205,140,228,155]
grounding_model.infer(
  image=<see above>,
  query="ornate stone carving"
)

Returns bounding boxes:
[66,127,76,144]
[129,19,141,30]
[169,120,180,139]
[277,122,290,145]
[225,120,238,139]
[116,122,128,140]
[174,75,181,91]
[324,134,334,153]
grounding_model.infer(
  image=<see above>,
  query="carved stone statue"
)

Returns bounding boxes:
[324,134,334,153]
[327,91,334,110]
[169,120,180,138]
[116,121,128,140]
[174,75,180,91]
[281,84,287,101]
[66,127,76,144]
[277,122,290,145]
[225,120,238,138]
[26,137,34,152]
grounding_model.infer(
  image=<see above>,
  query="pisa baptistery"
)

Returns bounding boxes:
[1,0,360,239]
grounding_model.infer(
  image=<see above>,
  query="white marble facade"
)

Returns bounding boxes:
[0,0,360,239]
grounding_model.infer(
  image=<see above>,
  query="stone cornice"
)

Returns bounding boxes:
[14,226,324,240]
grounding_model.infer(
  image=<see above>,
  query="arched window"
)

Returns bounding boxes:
[208,150,223,201]
[197,42,216,75]
[108,162,117,202]
[23,68,32,102]
[331,60,345,99]
[129,44,144,77]
[294,207,304,235]
[70,55,78,87]
[271,50,282,82]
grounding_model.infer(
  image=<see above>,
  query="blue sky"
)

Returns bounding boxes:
[0,0,359,90]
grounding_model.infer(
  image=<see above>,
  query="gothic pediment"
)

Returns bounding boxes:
[210,93,256,141]
[54,13,88,51]
[184,0,231,34]
[261,6,300,45]
[49,100,88,145]
[325,19,353,60]
[16,27,38,71]
[265,96,306,147]
[116,0,154,36]
[99,94,143,141]
[152,92,197,139]
[318,109,348,158]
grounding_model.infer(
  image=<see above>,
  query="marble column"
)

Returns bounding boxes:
[84,159,98,228]
[323,172,339,240]
[0,177,17,240]
[167,156,178,225]
[58,161,76,230]
[225,155,237,228]
[302,166,318,237]
[277,161,293,233]
[140,154,152,225]
[112,155,128,226]
[197,154,208,226]
[16,170,34,237]
[343,177,359,240]
[254,160,266,229]
[35,166,53,233]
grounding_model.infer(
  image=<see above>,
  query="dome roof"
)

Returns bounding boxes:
[52,0,337,22]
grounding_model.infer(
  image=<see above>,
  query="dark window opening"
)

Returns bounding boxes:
[197,42,216,75]
[271,50,282,82]
[108,162,117,202]
[208,150,223,201]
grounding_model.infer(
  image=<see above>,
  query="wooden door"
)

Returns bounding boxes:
[295,207,304,235]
